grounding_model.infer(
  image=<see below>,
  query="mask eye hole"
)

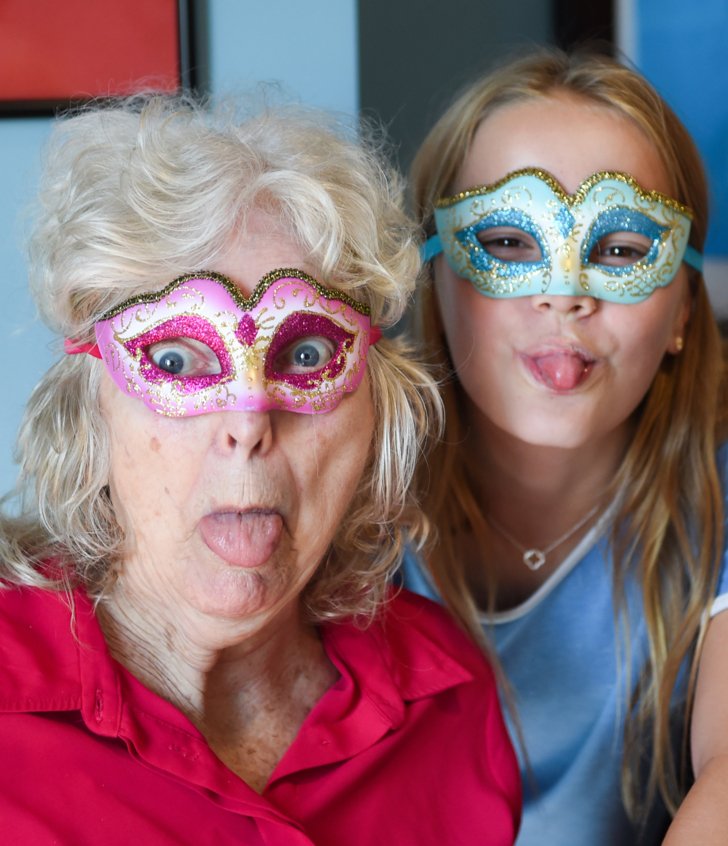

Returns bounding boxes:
[587,232,653,267]
[124,316,231,389]
[266,312,355,386]
[273,336,336,374]
[147,337,222,377]
[476,225,543,263]
[584,208,665,271]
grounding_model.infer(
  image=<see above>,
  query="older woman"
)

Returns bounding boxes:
[0,96,520,845]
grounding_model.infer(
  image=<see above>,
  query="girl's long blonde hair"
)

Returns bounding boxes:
[410,47,725,819]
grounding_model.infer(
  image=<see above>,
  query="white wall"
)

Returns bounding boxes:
[0,0,357,494]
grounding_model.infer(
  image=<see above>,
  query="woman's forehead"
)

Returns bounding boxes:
[456,93,672,199]
[212,213,316,297]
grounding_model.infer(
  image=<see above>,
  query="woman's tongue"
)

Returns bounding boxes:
[530,351,590,390]
[199,511,283,568]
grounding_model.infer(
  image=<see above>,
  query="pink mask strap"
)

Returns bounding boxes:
[64,338,102,359]
[369,326,383,345]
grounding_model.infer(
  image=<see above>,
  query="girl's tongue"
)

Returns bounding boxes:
[530,351,591,391]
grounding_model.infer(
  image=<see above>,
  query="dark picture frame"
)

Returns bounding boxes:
[0,0,196,116]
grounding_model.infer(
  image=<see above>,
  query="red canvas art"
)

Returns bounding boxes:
[0,0,190,113]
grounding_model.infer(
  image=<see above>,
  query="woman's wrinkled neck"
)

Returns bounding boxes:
[96,571,322,726]
[97,571,338,792]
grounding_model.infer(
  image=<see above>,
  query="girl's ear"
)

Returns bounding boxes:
[666,275,692,355]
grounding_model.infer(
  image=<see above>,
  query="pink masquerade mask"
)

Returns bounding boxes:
[65,268,381,416]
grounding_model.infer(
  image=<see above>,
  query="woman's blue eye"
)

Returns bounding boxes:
[275,336,336,374]
[148,338,221,377]
[155,349,185,374]
[294,343,322,367]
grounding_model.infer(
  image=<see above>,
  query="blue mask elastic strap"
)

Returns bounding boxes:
[684,245,703,273]
[421,234,442,263]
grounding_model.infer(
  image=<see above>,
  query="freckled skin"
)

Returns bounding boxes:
[101,212,375,630]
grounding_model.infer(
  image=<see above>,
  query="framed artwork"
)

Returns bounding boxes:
[0,0,195,115]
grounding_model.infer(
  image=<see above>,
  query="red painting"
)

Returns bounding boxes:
[0,0,191,113]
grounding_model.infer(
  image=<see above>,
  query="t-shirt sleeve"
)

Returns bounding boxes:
[398,544,442,603]
[711,540,728,616]
[710,444,728,617]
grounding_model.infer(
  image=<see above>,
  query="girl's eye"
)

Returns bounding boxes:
[476,226,542,262]
[147,337,221,377]
[274,336,336,374]
[588,232,652,267]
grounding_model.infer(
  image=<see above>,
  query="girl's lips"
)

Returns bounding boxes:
[198,510,283,568]
[522,348,596,392]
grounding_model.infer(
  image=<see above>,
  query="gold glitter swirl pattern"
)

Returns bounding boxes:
[436,168,694,218]
[94,270,374,417]
[99,268,371,322]
[431,168,695,302]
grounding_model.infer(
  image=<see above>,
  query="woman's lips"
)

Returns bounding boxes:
[522,348,596,391]
[198,510,283,568]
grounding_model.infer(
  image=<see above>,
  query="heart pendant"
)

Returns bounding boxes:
[523,549,546,571]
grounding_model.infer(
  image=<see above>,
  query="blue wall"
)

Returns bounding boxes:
[635,0,728,258]
[208,0,357,113]
[0,118,54,498]
[0,0,357,494]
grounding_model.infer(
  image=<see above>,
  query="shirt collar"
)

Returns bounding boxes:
[269,589,474,782]
[0,585,474,791]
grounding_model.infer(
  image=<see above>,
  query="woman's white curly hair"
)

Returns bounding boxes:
[1,94,442,621]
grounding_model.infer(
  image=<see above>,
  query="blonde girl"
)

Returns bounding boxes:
[402,48,728,844]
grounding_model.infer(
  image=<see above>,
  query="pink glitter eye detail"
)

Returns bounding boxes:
[274,336,336,374]
[266,313,353,388]
[125,316,232,391]
[148,337,222,377]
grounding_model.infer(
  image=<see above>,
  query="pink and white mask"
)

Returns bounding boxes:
[66,268,381,416]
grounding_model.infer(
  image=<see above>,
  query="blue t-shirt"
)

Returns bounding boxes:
[401,448,728,845]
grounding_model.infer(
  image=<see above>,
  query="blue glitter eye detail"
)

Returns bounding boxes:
[583,207,666,273]
[455,209,548,276]
[554,205,576,238]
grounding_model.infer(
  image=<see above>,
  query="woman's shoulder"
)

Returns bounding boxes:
[0,579,72,627]
[375,588,498,688]
[373,590,521,819]
[0,583,87,705]
[325,587,497,697]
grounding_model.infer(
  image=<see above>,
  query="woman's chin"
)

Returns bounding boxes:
[181,563,295,627]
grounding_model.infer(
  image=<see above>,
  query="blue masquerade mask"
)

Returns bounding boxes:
[423,169,703,303]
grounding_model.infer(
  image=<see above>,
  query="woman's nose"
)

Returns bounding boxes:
[530,293,598,318]
[213,410,275,458]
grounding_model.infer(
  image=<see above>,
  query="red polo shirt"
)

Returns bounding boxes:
[0,584,520,845]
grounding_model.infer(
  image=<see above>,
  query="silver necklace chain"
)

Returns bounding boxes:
[487,503,602,571]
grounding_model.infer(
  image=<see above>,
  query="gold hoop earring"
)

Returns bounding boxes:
[675,336,684,353]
